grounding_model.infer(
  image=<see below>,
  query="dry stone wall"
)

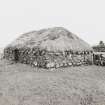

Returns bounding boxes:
[4,47,93,69]
[4,47,15,61]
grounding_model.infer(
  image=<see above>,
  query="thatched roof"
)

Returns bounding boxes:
[7,27,93,52]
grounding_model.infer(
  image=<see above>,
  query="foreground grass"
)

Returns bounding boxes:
[0,59,105,105]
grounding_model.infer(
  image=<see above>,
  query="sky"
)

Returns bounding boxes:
[0,0,105,48]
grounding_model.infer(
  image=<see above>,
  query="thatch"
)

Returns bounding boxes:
[8,27,93,52]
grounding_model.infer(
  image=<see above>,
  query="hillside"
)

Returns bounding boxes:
[0,59,105,105]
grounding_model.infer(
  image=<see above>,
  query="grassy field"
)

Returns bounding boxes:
[0,59,105,105]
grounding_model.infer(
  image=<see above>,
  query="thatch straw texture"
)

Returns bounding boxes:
[8,27,92,52]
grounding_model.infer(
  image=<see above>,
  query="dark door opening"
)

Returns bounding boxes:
[14,49,19,62]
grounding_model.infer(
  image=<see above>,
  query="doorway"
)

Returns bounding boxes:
[14,49,19,62]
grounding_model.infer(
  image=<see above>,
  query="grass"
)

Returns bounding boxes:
[0,59,105,105]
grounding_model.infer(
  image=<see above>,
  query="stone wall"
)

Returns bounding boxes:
[4,47,15,61]
[4,47,93,69]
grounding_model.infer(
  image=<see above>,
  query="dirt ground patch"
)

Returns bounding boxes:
[0,59,105,105]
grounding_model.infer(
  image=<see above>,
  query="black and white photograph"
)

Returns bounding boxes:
[0,0,105,105]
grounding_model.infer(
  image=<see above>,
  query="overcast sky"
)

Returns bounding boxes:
[0,0,105,48]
